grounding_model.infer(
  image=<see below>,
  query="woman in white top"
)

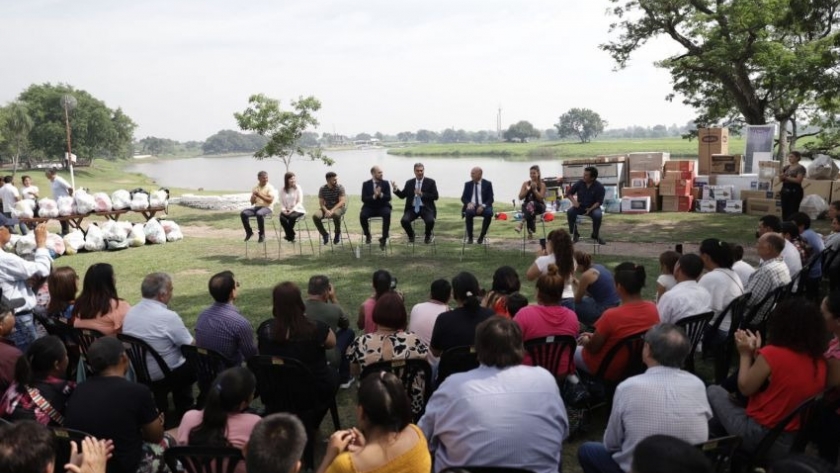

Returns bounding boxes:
[278,172,306,242]
[698,238,745,341]
[526,229,576,310]
[655,250,680,301]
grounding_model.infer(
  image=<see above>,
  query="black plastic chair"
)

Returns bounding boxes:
[117,333,172,386]
[704,292,751,385]
[675,311,714,373]
[51,426,93,470]
[594,331,647,389]
[436,345,479,388]
[360,358,433,422]
[246,355,340,467]
[523,335,577,382]
[163,446,244,473]
[181,345,234,408]
[741,286,784,334]
[41,319,80,379]
[73,328,105,377]
[441,467,536,473]
[695,435,741,473]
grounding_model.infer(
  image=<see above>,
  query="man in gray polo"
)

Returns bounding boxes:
[312,172,346,245]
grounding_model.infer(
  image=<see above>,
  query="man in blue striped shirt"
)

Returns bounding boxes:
[195,270,257,365]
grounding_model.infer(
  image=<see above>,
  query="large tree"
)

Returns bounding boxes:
[0,101,33,176]
[555,109,607,143]
[234,94,332,172]
[18,83,136,161]
[503,120,541,143]
[602,0,840,157]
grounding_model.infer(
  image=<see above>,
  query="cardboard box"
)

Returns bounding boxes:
[629,170,661,187]
[628,152,671,172]
[664,170,694,181]
[698,128,730,175]
[758,161,781,181]
[694,175,713,188]
[661,195,694,212]
[742,190,776,201]
[605,185,619,201]
[691,187,702,200]
[746,198,782,217]
[717,200,744,214]
[713,174,760,199]
[621,187,659,211]
[756,179,774,192]
[802,179,833,202]
[663,160,696,174]
[710,154,744,175]
[659,178,693,196]
[703,185,736,201]
[696,200,717,213]
[621,196,651,214]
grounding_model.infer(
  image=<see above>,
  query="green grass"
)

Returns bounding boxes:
[387,136,748,160]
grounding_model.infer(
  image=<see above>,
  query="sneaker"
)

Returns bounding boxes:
[257,234,265,243]
[379,237,387,250]
[244,232,254,242]
[321,234,329,245]
[424,235,434,244]
[339,377,355,389]
[333,234,341,245]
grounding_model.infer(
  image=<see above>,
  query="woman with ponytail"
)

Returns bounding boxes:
[176,367,260,473]
[316,372,431,473]
[0,335,73,425]
[526,229,577,310]
[575,262,660,381]
[429,272,495,357]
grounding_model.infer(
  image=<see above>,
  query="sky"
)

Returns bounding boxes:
[0,0,694,142]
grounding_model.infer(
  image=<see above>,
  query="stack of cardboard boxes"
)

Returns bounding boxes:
[622,152,670,213]
[660,160,696,212]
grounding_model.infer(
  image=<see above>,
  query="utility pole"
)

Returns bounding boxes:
[497,105,502,140]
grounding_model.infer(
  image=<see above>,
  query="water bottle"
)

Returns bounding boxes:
[354,246,360,259]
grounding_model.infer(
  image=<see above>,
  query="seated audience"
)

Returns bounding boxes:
[316,372,431,473]
[357,269,394,334]
[657,254,712,324]
[304,275,354,387]
[0,420,110,473]
[707,299,827,461]
[506,292,529,318]
[574,250,621,326]
[482,266,521,317]
[176,367,261,473]
[790,212,824,302]
[0,302,22,393]
[245,413,308,473]
[72,263,130,335]
[347,292,429,415]
[64,336,167,473]
[194,270,257,365]
[257,281,338,403]
[731,244,756,287]
[744,233,791,325]
[578,324,711,473]
[526,229,576,310]
[576,262,660,381]
[408,278,451,364]
[122,272,196,422]
[420,317,568,473]
[1,335,72,426]
[757,215,802,280]
[630,435,712,473]
[819,292,840,464]
[515,264,579,376]
[655,250,680,301]
[46,266,78,323]
[429,272,495,357]
[781,221,812,265]
[698,238,745,344]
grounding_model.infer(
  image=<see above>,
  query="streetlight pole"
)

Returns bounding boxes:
[60,94,77,189]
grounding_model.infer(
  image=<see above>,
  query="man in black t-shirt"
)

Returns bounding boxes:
[64,337,164,473]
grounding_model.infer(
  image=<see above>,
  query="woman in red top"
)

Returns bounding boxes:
[575,262,659,380]
[707,298,827,460]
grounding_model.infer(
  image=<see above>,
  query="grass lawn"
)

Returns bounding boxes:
[35,159,814,472]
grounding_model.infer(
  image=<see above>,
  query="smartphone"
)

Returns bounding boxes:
[539,238,547,250]
[675,244,683,254]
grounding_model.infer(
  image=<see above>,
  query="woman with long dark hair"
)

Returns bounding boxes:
[0,335,73,425]
[316,372,431,473]
[278,171,306,242]
[526,229,576,310]
[357,269,395,334]
[72,263,130,335]
[482,266,521,317]
[46,266,78,323]
[429,272,495,357]
[258,282,338,399]
[780,151,806,220]
[516,165,546,238]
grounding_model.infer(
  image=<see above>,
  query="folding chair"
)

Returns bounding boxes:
[519,213,547,255]
[461,219,489,259]
[319,212,354,256]
[675,311,714,373]
[163,446,244,473]
[695,435,741,473]
[572,215,602,255]
[410,218,436,255]
[435,345,478,389]
[244,212,281,259]
[180,345,235,408]
[360,358,433,422]
[280,214,316,256]
[362,216,392,256]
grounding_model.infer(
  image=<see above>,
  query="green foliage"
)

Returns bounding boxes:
[555,108,607,143]
[201,130,267,155]
[0,101,33,174]
[396,131,415,142]
[234,94,332,172]
[138,136,179,155]
[17,83,136,161]
[503,120,541,143]
[415,129,438,143]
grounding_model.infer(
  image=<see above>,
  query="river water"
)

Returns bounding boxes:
[126,148,559,203]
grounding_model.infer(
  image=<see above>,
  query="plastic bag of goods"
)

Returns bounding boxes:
[799,194,828,220]
[106,238,129,251]
[150,190,168,208]
[57,196,76,216]
[115,221,133,237]
[84,224,106,252]
[100,220,123,241]
[63,229,85,255]
[13,199,36,219]
[144,218,166,244]
[111,190,131,210]
[46,233,66,256]
[128,224,146,247]
[38,198,59,218]
[160,220,183,242]
[93,192,113,212]
[806,155,839,180]
[130,192,150,211]
[14,234,36,256]
[74,189,96,215]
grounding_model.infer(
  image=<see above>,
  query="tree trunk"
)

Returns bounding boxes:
[777,117,790,160]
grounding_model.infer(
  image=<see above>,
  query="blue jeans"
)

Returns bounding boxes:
[576,297,618,327]
[578,442,623,473]
[10,312,39,352]
[561,298,575,312]
[567,206,603,238]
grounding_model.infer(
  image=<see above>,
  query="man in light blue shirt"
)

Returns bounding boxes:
[419,317,568,473]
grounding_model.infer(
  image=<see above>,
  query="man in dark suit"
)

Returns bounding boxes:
[461,167,494,244]
[392,162,438,244]
[360,165,391,250]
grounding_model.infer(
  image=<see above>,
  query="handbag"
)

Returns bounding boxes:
[27,386,65,425]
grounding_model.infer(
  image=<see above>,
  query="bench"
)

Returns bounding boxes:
[19,206,167,233]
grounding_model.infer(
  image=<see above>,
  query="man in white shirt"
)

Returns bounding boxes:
[122,272,196,422]
[408,279,450,364]
[577,323,711,473]
[658,254,712,324]
[0,176,26,234]
[419,317,568,473]
[698,238,745,338]
[744,234,791,326]
[731,245,755,287]
[757,215,801,279]
[240,170,277,243]
[45,168,73,235]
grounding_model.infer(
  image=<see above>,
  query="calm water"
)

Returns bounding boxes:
[126,148,559,202]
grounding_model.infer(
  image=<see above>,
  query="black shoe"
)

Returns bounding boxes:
[333,234,341,245]
[321,234,329,245]
[379,237,387,250]
[365,235,372,244]
[573,233,580,243]
[244,232,254,242]
[407,236,416,244]
[424,235,434,244]
[467,237,474,244]
[257,234,265,243]
[596,236,606,245]
[477,235,485,244]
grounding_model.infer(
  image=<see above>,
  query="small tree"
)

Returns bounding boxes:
[0,101,33,177]
[503,120,540,143]
[234,94,332,172]
[555,108,607,143]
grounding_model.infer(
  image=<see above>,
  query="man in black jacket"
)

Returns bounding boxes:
[392,162,438,244]
[359,166,392,250]
[460,167,494,244]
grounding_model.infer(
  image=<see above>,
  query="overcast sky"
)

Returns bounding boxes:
[0,0,693,142]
